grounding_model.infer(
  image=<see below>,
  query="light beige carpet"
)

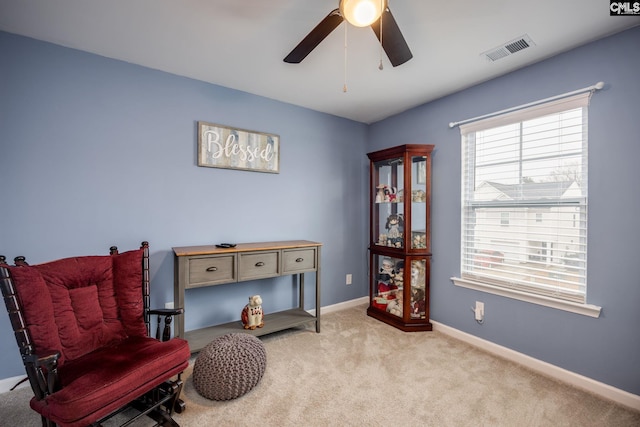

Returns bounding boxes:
[1,305,638,427]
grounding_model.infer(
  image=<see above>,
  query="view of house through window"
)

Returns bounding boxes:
[460,93,590,304]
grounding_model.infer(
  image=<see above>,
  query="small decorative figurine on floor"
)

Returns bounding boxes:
[241,295,264,330]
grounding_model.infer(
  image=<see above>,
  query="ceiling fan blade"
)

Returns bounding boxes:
[284,9,344,63]
[371,7,413,67]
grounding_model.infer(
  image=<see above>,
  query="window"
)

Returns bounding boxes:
[500,212,510,226]
[453,92,600,316]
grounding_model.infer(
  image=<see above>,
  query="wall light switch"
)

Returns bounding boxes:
[346,274,352,285]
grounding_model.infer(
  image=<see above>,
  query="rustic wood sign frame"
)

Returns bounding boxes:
[197,121,280,173]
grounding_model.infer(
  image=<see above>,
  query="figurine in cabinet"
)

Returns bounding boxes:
[411,288,426,319]
[379,258,396,276]
[385,214,404,247]
[378,258,396,292]
[375,185,386,203]
[412,232,427,249]
[387,290,403,317]
[411,260,426,287]
[241,295,264,330]
[393,261,404,288]
[385,186,398,202]
[377,271,397,295]
[411,189,426,202]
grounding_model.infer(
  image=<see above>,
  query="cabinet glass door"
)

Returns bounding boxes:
[410,155,427,250]
[373,157,404,249]
[410,259,427,319]
[371,254,405,317]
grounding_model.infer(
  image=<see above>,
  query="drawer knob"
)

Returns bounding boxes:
[206,266,218,272]
[255,261,265,267]
[296,257,304,262]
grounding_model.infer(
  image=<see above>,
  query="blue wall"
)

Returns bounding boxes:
[2,26,639,397]
[369,26,640,396]
[0,31,369,378]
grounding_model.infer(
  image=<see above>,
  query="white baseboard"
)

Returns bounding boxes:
[0,375,28,394]
[318,298,639,411]
[4,296,638,412]
[431,320,640,412]
[315,296,369,315]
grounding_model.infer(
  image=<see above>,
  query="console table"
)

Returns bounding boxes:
[173,240,321,352]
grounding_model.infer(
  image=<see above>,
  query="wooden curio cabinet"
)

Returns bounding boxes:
[367,144,434,331]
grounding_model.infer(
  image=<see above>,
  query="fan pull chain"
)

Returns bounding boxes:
[343,21,348,92]
[379,0,384,70]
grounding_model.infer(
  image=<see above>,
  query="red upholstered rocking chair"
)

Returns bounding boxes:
[0,242,190,427]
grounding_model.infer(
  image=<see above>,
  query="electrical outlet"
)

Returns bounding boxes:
[475,301,484,321]
[346,274,352,285]
[165,302,174,309]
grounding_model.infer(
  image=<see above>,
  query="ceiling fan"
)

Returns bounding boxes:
[283,0,413,67]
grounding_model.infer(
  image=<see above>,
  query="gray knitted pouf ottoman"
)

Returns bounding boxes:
[192,333,267,401]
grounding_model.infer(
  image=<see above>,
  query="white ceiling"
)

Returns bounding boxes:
[1,0,638,123]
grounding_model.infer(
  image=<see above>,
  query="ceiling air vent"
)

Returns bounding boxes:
[481,34,535,62]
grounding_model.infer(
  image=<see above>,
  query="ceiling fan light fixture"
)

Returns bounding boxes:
[340,0,385,27]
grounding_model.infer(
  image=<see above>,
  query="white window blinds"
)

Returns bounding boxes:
[460,92,590,304]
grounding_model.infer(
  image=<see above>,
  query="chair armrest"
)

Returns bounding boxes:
[34,351,61,368]
[149,308,184,316]
[24,351,61,398]
[148,308,184,341]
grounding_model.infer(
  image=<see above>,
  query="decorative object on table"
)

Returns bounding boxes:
[197,121,280,173]
[241,295,264,330]
[192,333,267,401]
[215,243,236,248]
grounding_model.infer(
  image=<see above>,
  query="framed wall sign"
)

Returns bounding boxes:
[197,121,280,173]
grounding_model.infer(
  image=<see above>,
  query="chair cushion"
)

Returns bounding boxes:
[8,248,147,364]
[30,335,190,427]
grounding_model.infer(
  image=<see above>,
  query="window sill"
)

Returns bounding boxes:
[451,276,602,318]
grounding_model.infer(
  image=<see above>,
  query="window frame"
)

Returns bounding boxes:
[451,92,601,318]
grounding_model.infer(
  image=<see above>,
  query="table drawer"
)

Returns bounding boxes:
[187,255,236,288]
[282,248,317,273]
[239,251,280,281]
